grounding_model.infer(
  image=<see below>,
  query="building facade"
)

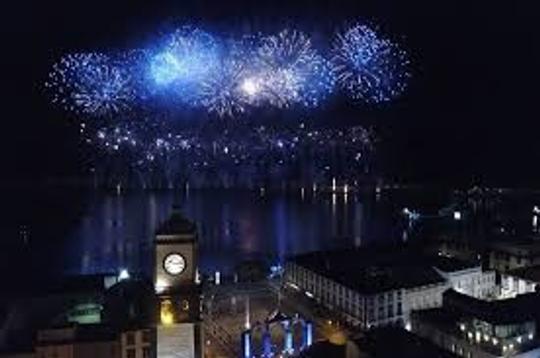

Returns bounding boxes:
[412,290,540,358]
[120,329,153,358]
[284,258,447,329]
[35,325,119,358]
[284,251,497,330]
[489,239,540,273]
[153,211,203,358]
[501,265,540,298]
[433,258,497,299]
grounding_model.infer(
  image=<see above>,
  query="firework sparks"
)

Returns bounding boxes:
[45,53,137,116]
[331,24,411,104]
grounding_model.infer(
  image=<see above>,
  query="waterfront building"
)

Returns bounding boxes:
[501,265,540,298]
[284,249,496,329]
[433,256,497,299]
[489,238,540,273]
[412,290,540,357]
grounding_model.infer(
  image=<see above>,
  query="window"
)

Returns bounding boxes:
[126,332,135,345]
[378,306,385,320]
[397,302,402,316]
[127,349,136,358]
[142,330,151,343]
[143,347,151,358]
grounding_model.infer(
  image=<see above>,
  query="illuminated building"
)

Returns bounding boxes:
[240,311,313,357]
[154,210,203,358]
[411,290,540,357]
[285,250,496,329]
[501,265,540,298]
[285,250,447,329]
[489,238,540,273]
[432,257,496,300]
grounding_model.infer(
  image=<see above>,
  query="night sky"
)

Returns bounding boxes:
[3,0,540,186]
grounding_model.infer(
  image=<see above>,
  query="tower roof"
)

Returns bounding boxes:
[156,211,196,236]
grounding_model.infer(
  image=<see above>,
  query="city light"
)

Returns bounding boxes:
[155,278,169,294]
[475,331,481,343]
[118,269,130,281]
[160,300,175,326]
[288,283,300,291]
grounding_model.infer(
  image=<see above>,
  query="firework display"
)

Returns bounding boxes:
[46,23,411,117]
[148,27,221,107]
[331,24,411,103]
[254,29,335,108]
[84,120,377,188]
[45,53,137,116]
[44,22,408,186]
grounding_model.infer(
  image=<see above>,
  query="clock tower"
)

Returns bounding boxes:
[154,210,198,293]
[154,210,202,358]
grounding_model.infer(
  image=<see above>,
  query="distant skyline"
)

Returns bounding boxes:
[3,0,540,186]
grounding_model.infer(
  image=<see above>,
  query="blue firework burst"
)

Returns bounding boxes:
[148,27,221,107]
[331,24,411,104]
[256,29,335,109]
[45,52,136,116]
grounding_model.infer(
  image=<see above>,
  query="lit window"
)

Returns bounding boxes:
[160,300,174,325]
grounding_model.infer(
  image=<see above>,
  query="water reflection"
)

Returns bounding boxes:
[65,190,401,276]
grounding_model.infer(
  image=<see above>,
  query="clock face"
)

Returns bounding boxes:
[163,253,186,275]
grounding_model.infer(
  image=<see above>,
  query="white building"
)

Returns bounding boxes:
[285,251,497,330]
[489,238,540,273]
[433,257,497,299]
[501,265,540,298]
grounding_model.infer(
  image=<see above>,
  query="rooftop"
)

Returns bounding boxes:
[289,249,447,294]
[443,289,540,325]
[507,265,540,283]
[413,303,540,357]
[156,211,196,237]
[300,327,458,358]
[490,237,540,255]
[431,256,480,273]
[37,324,118,346]
[353,327,459,358]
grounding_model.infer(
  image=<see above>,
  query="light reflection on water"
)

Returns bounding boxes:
[64,190,402,276]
